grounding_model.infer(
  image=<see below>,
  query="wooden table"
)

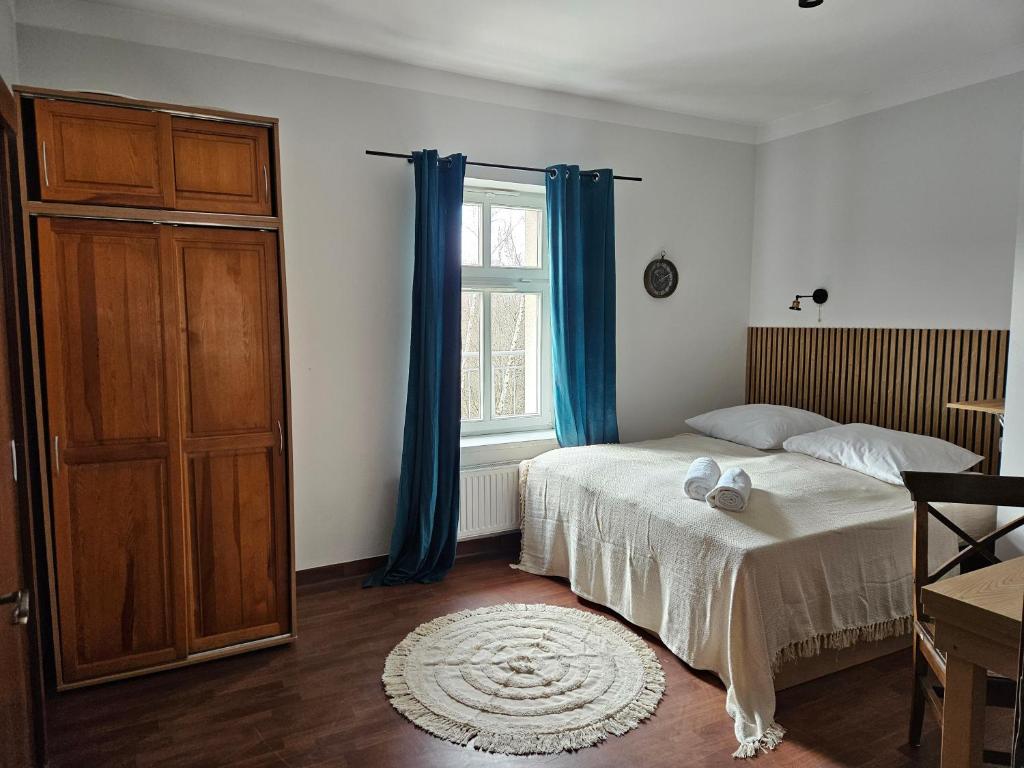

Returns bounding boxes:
[922,557,1024,767]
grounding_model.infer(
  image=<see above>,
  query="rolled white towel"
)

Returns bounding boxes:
[684,457,721,501]
[706,468,752,512]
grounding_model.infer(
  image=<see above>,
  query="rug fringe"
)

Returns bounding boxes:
[382,602,666,756]
[770,616,912,674]
[732,723,786,759]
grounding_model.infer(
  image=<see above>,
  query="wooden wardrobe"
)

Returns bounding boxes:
[13,88,294,688]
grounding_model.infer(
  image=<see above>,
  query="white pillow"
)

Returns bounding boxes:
[685,404,838,450]
[781,423,983,485]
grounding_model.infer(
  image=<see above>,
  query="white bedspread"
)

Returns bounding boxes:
[514,433,957,757]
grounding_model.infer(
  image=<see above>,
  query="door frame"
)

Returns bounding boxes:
[0,75,47,766]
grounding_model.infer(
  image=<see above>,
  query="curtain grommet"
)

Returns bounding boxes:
[592,171,600,182]
[548,169,557,179]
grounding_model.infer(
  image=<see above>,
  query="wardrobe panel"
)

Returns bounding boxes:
[41,220,166,445]
[62,460,177,676]
[178,230,276,436]
[171,118,272,215]
[188,448,286,651]
[34,100,174,208]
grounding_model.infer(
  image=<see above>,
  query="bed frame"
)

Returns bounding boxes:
[747,326,1008,687]
[746,327,1009,474]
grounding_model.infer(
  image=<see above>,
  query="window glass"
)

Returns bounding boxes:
[490,206,541,268]
[461,203,482,266]
[460,291,482,421]
[491,292,541,418]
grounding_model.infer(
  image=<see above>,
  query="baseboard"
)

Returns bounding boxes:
[296,530,522,586]
[296,554,388,585]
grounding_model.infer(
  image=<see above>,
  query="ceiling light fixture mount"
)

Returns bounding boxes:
[799,0,824,7]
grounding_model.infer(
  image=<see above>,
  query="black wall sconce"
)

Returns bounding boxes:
[789,288,828,311]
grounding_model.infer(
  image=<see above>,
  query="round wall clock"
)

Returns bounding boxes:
[643,252,678,299]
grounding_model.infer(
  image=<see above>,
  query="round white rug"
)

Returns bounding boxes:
[382,603,666,755]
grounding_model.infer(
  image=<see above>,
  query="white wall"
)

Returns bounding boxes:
[15,25,756,569]
[0,0,17,86]
[998,138,1024,557]
[749,73,1024,329]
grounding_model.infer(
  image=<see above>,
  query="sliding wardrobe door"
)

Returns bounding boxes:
[37,218,187,683]
[172,227,289,653]
[34,101,174,208]
[170,118,273,215]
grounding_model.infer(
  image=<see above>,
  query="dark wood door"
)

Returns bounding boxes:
[0,81,42,768]
[34,100,174,208]
[37,218,187,682]
[171,118,272,215]
[172,227,289,652]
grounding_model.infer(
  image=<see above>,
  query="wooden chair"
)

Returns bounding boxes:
[1013,592,1024,768]
[903,471,1024,766]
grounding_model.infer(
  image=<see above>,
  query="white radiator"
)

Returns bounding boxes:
[458,463,521,540]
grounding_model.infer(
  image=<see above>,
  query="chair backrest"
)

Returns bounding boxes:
[902,471,1024,622]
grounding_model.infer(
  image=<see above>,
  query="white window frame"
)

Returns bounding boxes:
[461,180,552,436]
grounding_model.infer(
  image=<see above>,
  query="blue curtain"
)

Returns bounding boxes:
[366,150,466,586]
[546,165,619,447]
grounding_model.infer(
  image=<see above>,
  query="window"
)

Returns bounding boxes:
[460,181,551,436]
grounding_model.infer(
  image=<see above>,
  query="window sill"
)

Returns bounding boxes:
[460,429,558,469]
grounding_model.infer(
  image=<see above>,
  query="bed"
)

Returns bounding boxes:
[514,432,961,757]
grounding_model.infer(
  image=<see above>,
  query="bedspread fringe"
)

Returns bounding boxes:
[732,723,786,759]
[509,459,533,571]
[517,458,532,530]
[770,615,912,674]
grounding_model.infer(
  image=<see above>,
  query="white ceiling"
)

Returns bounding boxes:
[31,0,1024,128]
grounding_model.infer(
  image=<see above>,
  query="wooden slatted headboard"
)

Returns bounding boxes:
[745,328,1009,474]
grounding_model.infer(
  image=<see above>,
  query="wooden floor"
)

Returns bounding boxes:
[47,554,951,768]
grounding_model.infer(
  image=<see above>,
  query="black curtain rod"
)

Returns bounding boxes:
[365,150,642,182]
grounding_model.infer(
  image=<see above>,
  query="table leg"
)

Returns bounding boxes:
[941,653,986,768]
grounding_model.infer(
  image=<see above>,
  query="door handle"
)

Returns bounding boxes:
[9,439,15,483]
[276,419,284,455]
[263,164,270,202]
[53,435,60,474]
[42,140,50,187]
[0,590,29,625]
